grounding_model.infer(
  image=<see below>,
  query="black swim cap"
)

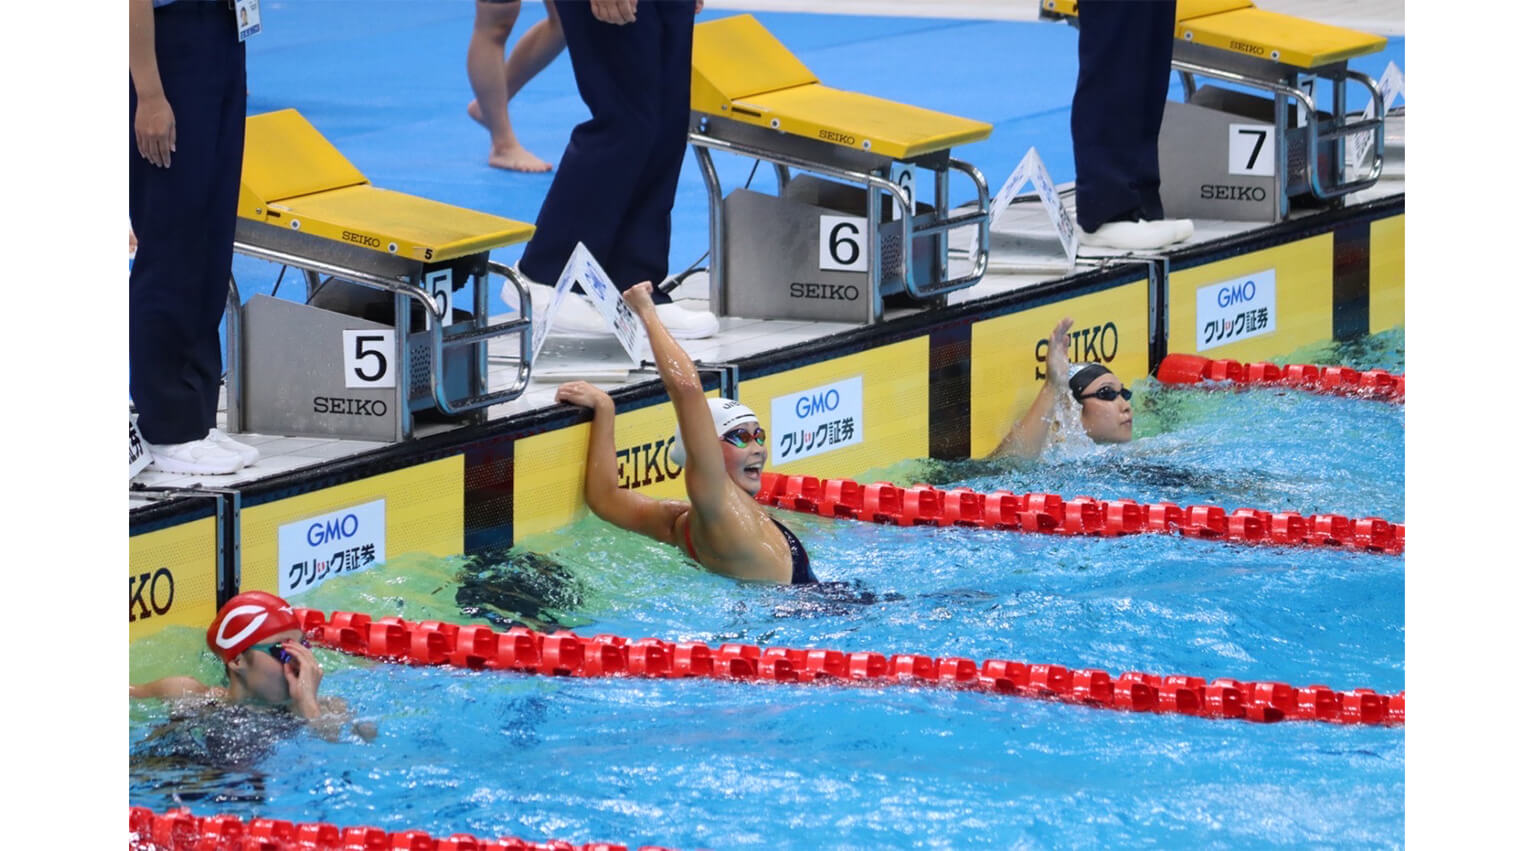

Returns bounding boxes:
[1068,363,1112,401]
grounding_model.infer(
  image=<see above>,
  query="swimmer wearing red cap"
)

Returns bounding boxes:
[992,316,1135,459]
[130,591,368,741]
[554,282,815,585]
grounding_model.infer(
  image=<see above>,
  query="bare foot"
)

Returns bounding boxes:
[489,145,553,173]
[467,99,488,128]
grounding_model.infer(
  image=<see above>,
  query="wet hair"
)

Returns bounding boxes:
[1067,363,1113,401]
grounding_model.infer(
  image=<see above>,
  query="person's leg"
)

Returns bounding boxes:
[196,28,248,438]
[502,0,565,99]
[603,0,694,297]
[1071,0,1175,232]
[516,1,665,285]
[129,5,240,447]
[466,0,549,172]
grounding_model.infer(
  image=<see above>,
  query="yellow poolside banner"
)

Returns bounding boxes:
[1370,213,1405,334]
[741,338,928,479]
[513,394,711,542]
[1167,234,1333,363]
[239,456,464,599]
[970,281,1151,458]
[128,517,220,644]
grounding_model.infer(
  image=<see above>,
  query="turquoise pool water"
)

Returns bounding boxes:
[129,331,1405,848]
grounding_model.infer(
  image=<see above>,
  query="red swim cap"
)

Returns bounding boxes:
[206,591,301,662]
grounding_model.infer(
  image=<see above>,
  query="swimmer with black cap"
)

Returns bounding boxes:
[554,282,816,585]
[130,591,371,742]
[991,316,1134,459]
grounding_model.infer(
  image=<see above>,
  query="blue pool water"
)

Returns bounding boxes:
[129,332,1406,848]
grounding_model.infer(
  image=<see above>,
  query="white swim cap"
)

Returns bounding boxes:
[668,397,760,467]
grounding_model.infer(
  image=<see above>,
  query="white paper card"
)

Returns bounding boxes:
[1228,124,1274,176]
[819,215,868,272]
[343,329,396,389]
[539,243,649,368]
[973,147,1077,265]
[1348,61,1404,171]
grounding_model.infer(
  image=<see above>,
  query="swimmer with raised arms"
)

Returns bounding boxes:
[555,282,815,585]
[992,316,1135,459]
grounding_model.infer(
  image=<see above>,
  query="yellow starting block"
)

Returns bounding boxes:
[1040,0,1388,220]
[689,15,993,323]
[228,109,536,442]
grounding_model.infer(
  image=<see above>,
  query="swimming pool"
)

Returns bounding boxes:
[129,329,1404,847]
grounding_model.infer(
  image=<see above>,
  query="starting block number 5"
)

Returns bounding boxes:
[343,329,396,389]
[425,269,453,319]
[819,215,867,272]
[1228,124,1274,177]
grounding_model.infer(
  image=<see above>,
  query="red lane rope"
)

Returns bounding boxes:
[1156,353,1404,402]
[128,806,666,851]
[752,473,1404,555]
[294,609,1404,728]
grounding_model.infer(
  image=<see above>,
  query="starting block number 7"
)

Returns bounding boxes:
[1229,124,1274,176]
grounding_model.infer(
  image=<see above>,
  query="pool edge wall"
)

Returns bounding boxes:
[128,196,1405,640]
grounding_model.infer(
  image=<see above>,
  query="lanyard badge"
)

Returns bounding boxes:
[235,0,262,42]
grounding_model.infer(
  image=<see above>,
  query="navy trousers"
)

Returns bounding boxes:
[129,2,246,445]
[517,0,693,302]
[1071,0,1175,233]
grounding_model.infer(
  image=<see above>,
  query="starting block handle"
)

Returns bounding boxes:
[904,157,990,298]
[1173,59,1385,203]
[434,260,531,414]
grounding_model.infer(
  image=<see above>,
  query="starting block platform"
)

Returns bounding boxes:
[1041,0,1387,221]
[228,109,537,442]
[689,14,994,324]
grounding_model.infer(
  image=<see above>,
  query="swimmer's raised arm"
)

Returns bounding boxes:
[622,283,732,509]
[619,284,788,582]
[992,316,1073,460]
[555,379,689,544]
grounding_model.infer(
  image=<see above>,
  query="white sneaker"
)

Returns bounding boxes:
[1170,218,1195,243]
[500,266,553,320]
[549,293,612,337]
[147,437,244,475]
[653,301,720,339]
[1079,219,1184,251]
[504,264,611,336]
[208,428,260,467]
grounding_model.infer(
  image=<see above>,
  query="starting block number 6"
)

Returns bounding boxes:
[343,329,396,389]
[819,215,867,272]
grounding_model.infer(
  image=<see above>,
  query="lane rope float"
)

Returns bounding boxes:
[753,473,1404,555]
[128,806,667,851]
[1156,353,1404,402]
[295,609,1405,728]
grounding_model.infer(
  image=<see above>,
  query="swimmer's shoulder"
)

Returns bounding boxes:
[129,676,225,702]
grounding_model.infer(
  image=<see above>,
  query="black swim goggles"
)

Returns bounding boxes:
[1077,386,1132,403]
[721,426,767,448]
[251,638,309,664]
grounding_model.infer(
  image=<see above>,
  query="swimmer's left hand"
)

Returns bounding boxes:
[621,281,658,316]
[281,639,325,718]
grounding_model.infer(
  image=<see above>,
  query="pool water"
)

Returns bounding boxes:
[129,330,1405,848]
